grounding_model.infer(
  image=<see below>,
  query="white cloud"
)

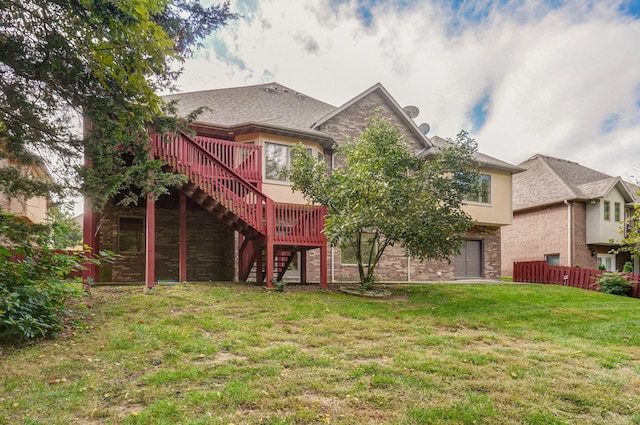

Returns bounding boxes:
[176,0,640,178]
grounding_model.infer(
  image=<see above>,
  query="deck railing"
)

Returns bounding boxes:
[513,261,640,298]
[194,136,262,185]
[152,131,325,245]
[151,131,268,233]
[273,202,326,245]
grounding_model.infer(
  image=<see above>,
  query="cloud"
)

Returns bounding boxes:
[176,0,640,178]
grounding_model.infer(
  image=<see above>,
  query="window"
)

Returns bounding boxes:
[614,202,620,222]
[545,254,560,266]
[603,201,610,221]
[265,142,291,182]
[466,174,491,204]
[265,142,321,182]
[597,253,615,272]
[119,217,144,253]
[341,233,377,265]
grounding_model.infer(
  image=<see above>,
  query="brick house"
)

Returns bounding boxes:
[83,82,521,286]
[0,157,51,226]
[501,154,640,276]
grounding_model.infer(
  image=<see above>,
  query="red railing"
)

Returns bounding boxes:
[152,131,325,245]
[194,136,262,186]
[513,261,640,298]
[273,203,326,245]
[151,131,268,233]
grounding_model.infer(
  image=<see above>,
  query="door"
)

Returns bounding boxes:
[454,240,483,279]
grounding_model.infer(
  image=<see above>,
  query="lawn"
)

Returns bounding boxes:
[1,282,640,424]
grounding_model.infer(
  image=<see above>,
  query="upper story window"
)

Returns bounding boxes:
[466,174,491,204]
[603,200,611,221]
[265,142,321,182]
[265,142,291,182]
[614,202,621,222]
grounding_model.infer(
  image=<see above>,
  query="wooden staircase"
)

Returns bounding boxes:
[150,131,327,286]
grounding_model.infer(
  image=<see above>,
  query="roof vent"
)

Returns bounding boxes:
[403,105,419,119]
[419,123,430,135]
[265,86,278,94]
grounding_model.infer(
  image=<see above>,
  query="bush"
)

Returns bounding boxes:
[596,272,633,297]
[0,245,97,341]
[623,261,634,273]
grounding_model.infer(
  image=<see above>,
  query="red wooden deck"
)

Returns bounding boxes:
[150,131,327,287]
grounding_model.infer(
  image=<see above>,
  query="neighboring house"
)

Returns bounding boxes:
[0,157,51,226]
[501,154,640,276]
[83,82,520,286]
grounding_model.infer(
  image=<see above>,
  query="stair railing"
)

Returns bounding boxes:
[151,131,267,233]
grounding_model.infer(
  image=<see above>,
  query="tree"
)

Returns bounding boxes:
[620,182,640,258]
[0,0,236,341]
[49,208,82,250]
[289,114,480,287]
[0,0,237,209]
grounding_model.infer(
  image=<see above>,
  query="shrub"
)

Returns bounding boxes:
[596,272,633,297]
[623,261,634,273]
[0,244,113,342]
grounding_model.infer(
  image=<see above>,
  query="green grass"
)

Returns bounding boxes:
[1,282,640,424]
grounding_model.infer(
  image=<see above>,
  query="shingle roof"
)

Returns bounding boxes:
[420,136,523,173]
[513,154,635,210]
[163,82,336,136]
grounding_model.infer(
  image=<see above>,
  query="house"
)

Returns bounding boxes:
[501,154,640,276]
[83,82,521,287]
[0,157,51,226]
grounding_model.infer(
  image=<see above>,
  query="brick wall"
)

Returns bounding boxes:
[98,200,235,282]
[501,203,569,276]
[571,202,596,269]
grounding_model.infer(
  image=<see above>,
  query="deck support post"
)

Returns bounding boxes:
[255,242,264,284]
[300,250,307,284]
[145,194,156,290]
[320,244,328,288]
[179,191,187,282]
[82,198,99,290]
[265,199,275,287]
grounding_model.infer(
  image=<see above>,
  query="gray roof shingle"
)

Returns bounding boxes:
[163,82,336,133]
[513,154,635,210]
[421,136,523,173]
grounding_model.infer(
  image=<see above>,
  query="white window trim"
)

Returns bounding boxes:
[597,253,616,272]
[263,140,322,185]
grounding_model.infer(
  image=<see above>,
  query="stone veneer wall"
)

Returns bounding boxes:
[98,202,235,282]
[296,225,501,283]
[309,90,503,282]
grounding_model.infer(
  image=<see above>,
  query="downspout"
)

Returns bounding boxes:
[564,200,572,267]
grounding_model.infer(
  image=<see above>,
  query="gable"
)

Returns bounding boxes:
[314,90,426,152]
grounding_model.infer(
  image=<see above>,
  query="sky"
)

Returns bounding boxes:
[173,0,640,180]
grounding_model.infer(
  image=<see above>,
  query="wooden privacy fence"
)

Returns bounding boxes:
[513,261,640,298]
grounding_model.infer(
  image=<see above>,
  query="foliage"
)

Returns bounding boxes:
[289,114,479,287]
[0,244,83,341]
[620,177,640,256]
[623,261,633,273]
[596,272,633,296]
[0,0,237,210]
[49,208,82,250]
[0,209,112,341]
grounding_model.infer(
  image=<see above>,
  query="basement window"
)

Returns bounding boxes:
[119,216,144,253]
